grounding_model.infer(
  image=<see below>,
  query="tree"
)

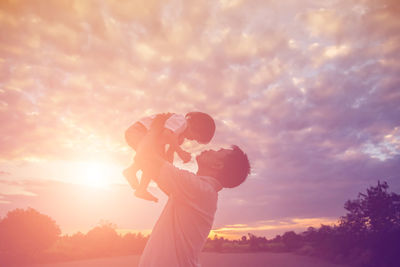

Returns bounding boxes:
[0,207,61,263]
[340,181,400,233]
[302,226,318,242]
[339,181,400,267]
[85,221,120,256]
[212,235,224,252]
[282,231,302,250]
[247,233,267,251]
[121,232,147,254]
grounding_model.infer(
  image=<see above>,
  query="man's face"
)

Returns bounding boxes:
[196,148,231,169]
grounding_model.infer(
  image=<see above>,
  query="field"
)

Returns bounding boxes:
[31,252,347,267]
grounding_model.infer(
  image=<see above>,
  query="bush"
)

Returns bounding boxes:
[0,208,61,265]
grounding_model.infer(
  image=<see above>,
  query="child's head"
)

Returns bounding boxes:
[185,112,216,144]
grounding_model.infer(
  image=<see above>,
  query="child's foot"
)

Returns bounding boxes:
[123,168,139,190]
[135,189,158,202]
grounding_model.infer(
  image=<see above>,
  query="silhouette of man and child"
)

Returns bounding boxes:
[123,112,250,267]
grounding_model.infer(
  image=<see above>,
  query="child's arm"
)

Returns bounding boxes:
[162,129,191,163]
[175,147,191,163]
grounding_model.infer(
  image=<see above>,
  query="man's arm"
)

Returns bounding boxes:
[135,114,196,196]
[137,140,200,197]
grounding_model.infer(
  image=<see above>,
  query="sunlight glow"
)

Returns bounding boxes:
[80,161,116,188]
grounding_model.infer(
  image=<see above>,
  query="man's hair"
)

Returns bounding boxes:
[217,145,251,188]
[185,112,216,144]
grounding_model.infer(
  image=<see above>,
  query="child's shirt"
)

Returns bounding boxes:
[138,113,187,136]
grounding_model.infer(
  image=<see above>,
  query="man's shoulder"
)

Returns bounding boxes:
[161,163,222,191]
[199,175,223,193]
[160,162,195,178]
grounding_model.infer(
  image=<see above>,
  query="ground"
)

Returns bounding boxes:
[30,252,347,267]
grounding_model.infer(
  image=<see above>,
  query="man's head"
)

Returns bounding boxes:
[196,145,250,188]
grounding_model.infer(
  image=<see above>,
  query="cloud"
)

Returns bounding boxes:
[0,0,400,233]
[0,180,38,197]
[211,217,338,239]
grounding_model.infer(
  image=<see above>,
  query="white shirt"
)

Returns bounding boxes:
[139,113,187,136]
[138,162,223,267]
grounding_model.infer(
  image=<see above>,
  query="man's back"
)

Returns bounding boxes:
[139,163,222,267]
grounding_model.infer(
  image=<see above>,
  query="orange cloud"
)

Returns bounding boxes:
[211,217,338,239]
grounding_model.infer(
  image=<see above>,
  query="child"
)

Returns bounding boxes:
[123,112,216,202]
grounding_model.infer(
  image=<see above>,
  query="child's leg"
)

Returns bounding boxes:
[134,172,158,202]
[123,122,147,190]
[133,138,167,202]
[133,115,171,202]
[123,161,140,190]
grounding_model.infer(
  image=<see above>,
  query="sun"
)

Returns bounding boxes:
[81,162,114,188]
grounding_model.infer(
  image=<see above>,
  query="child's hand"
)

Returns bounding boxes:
[178,150,191,163]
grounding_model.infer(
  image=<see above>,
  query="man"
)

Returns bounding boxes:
[136,124,250,267]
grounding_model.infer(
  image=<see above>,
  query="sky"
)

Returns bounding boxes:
[0,0,399,239]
